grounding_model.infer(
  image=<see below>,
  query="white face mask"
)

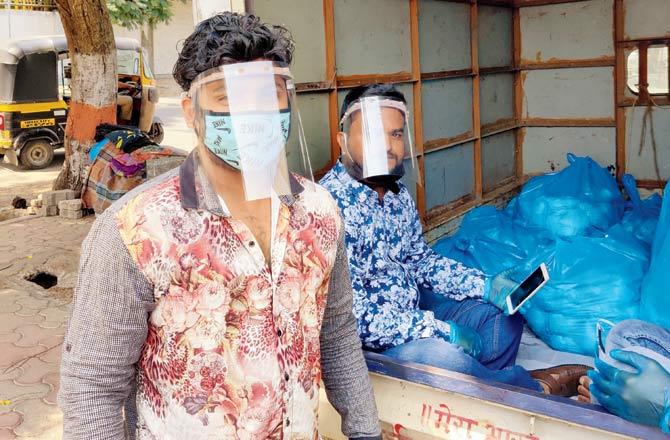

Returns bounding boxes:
[202,109,291,171]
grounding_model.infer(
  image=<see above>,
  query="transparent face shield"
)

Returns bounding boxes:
[340,96,418,186]
[189,61,313,201]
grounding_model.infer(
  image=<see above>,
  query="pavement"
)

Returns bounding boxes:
[0,215,94,440]
[0,96,191,439]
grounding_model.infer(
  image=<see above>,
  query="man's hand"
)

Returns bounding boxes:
[483,268,519,315]
[589,350,670,432]
[446,321,483,360]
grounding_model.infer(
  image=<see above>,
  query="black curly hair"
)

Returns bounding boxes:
[173,12,295,92]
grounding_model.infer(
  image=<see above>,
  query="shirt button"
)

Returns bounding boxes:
[248,240,255,247]
[284,372,290,381]
[285,418,290,427]
[277,329,282,337]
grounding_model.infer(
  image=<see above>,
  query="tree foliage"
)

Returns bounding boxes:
[107,0,184,29]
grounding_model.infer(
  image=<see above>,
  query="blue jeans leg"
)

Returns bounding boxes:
[382,338,542,392]
[421,290,524,370]
[607,319,670,373]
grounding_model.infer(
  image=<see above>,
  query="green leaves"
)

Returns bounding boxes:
[107,0,184,29]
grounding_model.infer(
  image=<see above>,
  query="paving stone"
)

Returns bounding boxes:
[0,427,16,439]
[39,190,75,207]
[0,332,20,344]
[0,207,16,222]
[36,308,68,327]
[0,300,20,314]
[37,206,58,217]
[0,411,22,429]
[0,343,49,370]
[14,325,62,348]
[12,307,38,318]
[41,373,59,405]
[37,335,63,351]
[36,346,61,365]
[0,314,44,335]
[35,320,64,330]
[13,357,54,386]
[59,210,84,220]
[57,199,82,211]
[0,291,19,308]
[0,366,23,383]
[12,398,62,438]
[0,381,49,405]
[14,296,50,313]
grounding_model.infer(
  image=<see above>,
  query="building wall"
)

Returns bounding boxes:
[152,0,195,77]
[0,9,63,40]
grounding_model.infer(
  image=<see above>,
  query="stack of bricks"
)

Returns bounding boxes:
[27,198,42,215]
[58,199,85,219]
[38,189,76,217]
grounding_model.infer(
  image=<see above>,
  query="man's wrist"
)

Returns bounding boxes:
[661,389,670,434]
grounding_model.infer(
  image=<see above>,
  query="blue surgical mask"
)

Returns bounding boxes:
[202,109,291,170]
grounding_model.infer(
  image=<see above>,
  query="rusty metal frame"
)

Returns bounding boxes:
[252,0,668,226]
[611,1,670,185]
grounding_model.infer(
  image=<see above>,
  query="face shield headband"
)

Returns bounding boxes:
[340,98,410,186]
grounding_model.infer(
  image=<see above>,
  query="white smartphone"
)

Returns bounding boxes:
[505,263,550,315]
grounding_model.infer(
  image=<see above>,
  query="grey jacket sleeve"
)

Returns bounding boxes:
[319,228,381,439]
[58,211,154,440]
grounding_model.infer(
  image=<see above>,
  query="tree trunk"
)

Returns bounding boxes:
[53,0,117,193]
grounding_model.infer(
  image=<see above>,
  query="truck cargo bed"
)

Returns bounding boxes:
[319,352,666,440]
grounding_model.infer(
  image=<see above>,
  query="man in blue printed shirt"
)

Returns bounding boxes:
[321,84,587,394]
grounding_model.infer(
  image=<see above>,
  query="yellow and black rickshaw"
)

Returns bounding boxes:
[0,36,163,170]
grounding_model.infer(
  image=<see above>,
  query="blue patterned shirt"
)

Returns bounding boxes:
[320,161,486,350]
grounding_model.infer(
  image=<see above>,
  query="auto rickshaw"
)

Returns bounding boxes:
[0,36,163,170]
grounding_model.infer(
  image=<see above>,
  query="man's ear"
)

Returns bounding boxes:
[182,96,195,129]
[336,131,346,154]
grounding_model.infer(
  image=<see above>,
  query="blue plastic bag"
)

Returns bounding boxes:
[434,205,554,276]
[619,174,663,246]
[639,181,670,330]
[433,154,650,355]
[510,154,625,238]
[523,226,648,355]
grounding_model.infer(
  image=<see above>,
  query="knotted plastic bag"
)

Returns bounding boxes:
[522,226,648,355]
[639,181,670,330]
[433,205,553,276]
[433,154,651,355]
[620,174,663,247]
[510,154,625,238]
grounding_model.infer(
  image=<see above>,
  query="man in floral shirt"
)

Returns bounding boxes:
[320,84,542,391]
[59,13,381,440]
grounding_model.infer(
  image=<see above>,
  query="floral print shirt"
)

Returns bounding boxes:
[59,152,380,440]
[320,161,486,350]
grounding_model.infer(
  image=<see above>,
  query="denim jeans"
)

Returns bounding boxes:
[417,288,524,369]
[382,291,541,392]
